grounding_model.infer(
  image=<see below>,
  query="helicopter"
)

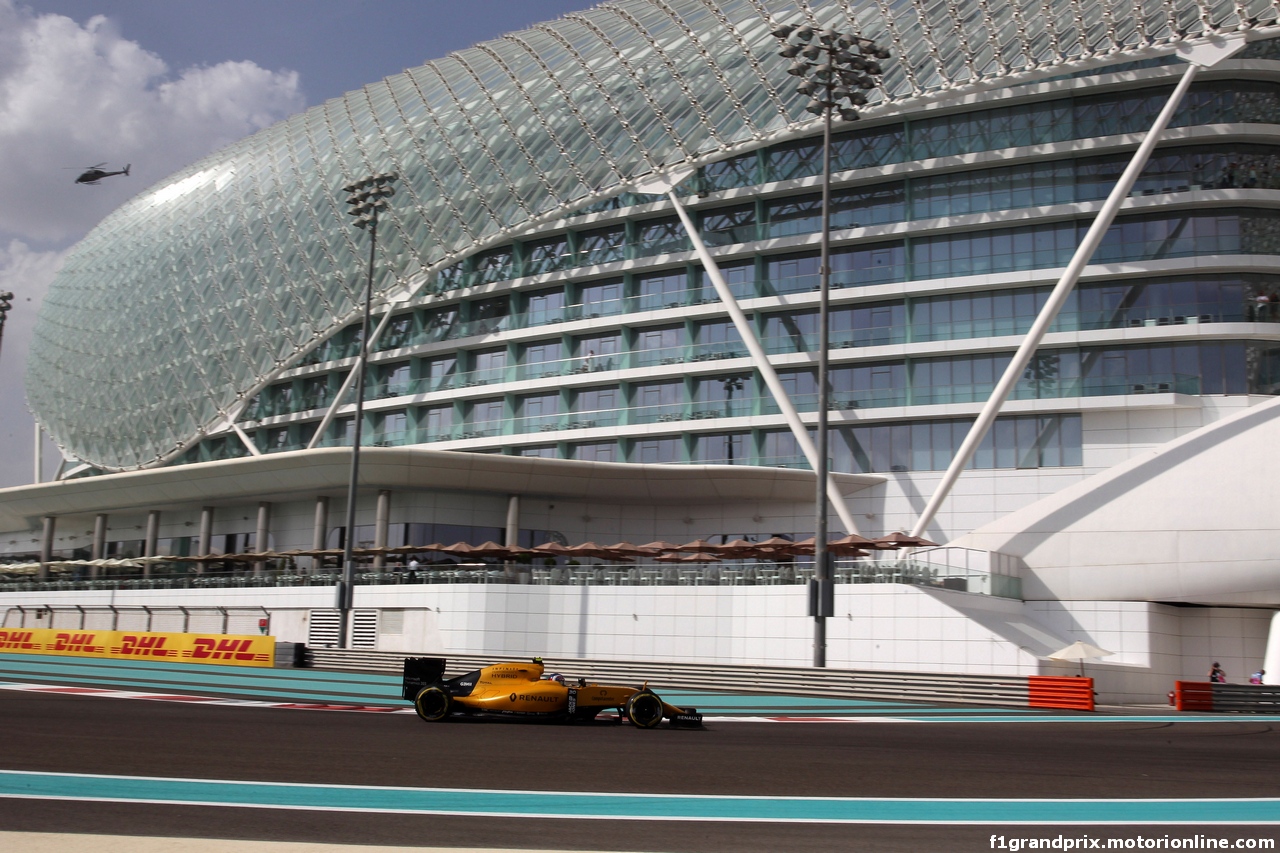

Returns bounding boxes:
[74,163,130,185]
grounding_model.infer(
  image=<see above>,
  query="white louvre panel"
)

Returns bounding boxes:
[351,610,379,649]
[307,610,341,648]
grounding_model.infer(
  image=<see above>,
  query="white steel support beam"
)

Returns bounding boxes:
[910,35,1246,541]
[659,182,860,536]
[306,303,403,450]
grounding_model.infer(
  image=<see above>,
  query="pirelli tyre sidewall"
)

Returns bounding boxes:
[414,685,452,722]
[625,690,665,729]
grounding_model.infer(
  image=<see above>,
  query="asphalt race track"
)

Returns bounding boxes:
[3,688,1280,853]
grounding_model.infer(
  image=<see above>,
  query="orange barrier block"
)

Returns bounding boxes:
[1174,681,1215,711]
[1028,675,1095,711]
[0,627,274,667]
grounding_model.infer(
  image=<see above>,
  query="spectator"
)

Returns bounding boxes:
[1209,662,1226,683]
[1250,669,1266,685]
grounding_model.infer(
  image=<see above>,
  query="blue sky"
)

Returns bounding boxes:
[0,0,597,486]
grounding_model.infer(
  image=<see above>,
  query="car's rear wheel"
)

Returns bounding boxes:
[625,691,664,729]
[414,685,451,722]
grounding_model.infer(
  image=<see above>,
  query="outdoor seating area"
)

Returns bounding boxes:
[0,532,1020,599]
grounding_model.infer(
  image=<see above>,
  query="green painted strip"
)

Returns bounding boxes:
[0,771,1276,824]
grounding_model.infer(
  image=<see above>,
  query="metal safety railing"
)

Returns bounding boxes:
[1,605,270,635]
[302,647,1080,710]
[0,557,1021,599]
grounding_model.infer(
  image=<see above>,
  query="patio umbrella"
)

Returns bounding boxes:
[532,542,575,556]
[654,552,722,563]
[566,542,633,561]
[676,539,722,553]
[468,541,520,559]
[1047,641,1115,676]
[638,540,688,552]
[830,533,894,551]
[875,532,940,549]
[754,536,802,553]
[602,542,662,557]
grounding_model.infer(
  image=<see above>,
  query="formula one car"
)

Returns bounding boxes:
[402,657,702,729]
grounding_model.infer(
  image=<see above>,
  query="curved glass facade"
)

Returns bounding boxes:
[27,0,1280,472]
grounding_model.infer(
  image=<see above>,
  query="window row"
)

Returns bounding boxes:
[257,273,1280,419]
[428,140,1280,290]
[296,208,1280,374]
[192,412,1082,475]
[231,343,1274,458]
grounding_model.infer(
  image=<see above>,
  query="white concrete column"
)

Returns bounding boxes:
[312,496,330,573]
[505,494,523,583]
[197,507,214,575]
[143,510,161,577]
[39,515,55,581]
[254,501,271,576]
[1263,612,1280,686]
[91,514,108,562]
[374,489,391,570]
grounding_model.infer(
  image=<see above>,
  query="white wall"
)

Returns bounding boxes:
[4,584,1271,704]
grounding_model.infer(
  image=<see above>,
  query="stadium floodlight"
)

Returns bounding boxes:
[771,22,888,668]
[337,171,397,648]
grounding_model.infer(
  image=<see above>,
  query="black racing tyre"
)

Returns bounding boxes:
[414,685,451,722]
[625,691,664,729]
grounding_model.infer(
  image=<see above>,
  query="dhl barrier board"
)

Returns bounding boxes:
[0,627,274,667]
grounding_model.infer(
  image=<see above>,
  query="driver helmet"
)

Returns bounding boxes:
[545,672,566,685]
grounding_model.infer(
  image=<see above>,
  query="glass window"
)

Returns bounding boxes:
[422,405,453,438]
[636,269,689,310]
[697,259,755,300]
[469,348,506,385]
[574,332,621,373]
[635,217,687,255]
[571,441,616,462]
[633,325,684,366]
[632,437,682,463]
[572,385,618,413]
[693,320,743,360]
[524,288,565,325]
[423,306,459,342]
[577,225,626,265]
[470,246,514,285]
[517,393,559,418]
[578,279,622,317]
[470,296,509,334]
[701,204,756,247]
[379,314,415,350]
[523,235,569,276]
[694,432,750,464]
[518,445,558,458]
[468,398,505,425]
[378,362,411,397]
[701,152,757,192]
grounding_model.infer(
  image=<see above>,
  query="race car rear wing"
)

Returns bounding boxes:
[402,657,447,700]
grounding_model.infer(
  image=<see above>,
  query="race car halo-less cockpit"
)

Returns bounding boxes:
[402,657,702,728]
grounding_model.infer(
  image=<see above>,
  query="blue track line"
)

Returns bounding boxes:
[1,771,1277,824]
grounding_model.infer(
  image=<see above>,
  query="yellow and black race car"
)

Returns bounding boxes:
[402,657,702,729]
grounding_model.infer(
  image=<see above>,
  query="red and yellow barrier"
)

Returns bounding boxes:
[0,627,274,667]
[1028,675,1095,711]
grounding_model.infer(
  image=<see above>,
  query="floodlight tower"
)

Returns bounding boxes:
[336,172,397,648]
[771,22,888,667]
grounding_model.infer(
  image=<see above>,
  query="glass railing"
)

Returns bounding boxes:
[0,556,1020,598]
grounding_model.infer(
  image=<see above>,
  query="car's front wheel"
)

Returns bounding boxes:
[414,685,452,722]
[624,690,664,729]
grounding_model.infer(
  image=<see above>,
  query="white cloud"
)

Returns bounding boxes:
[0,0,305,243]
[0,0,307,488]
